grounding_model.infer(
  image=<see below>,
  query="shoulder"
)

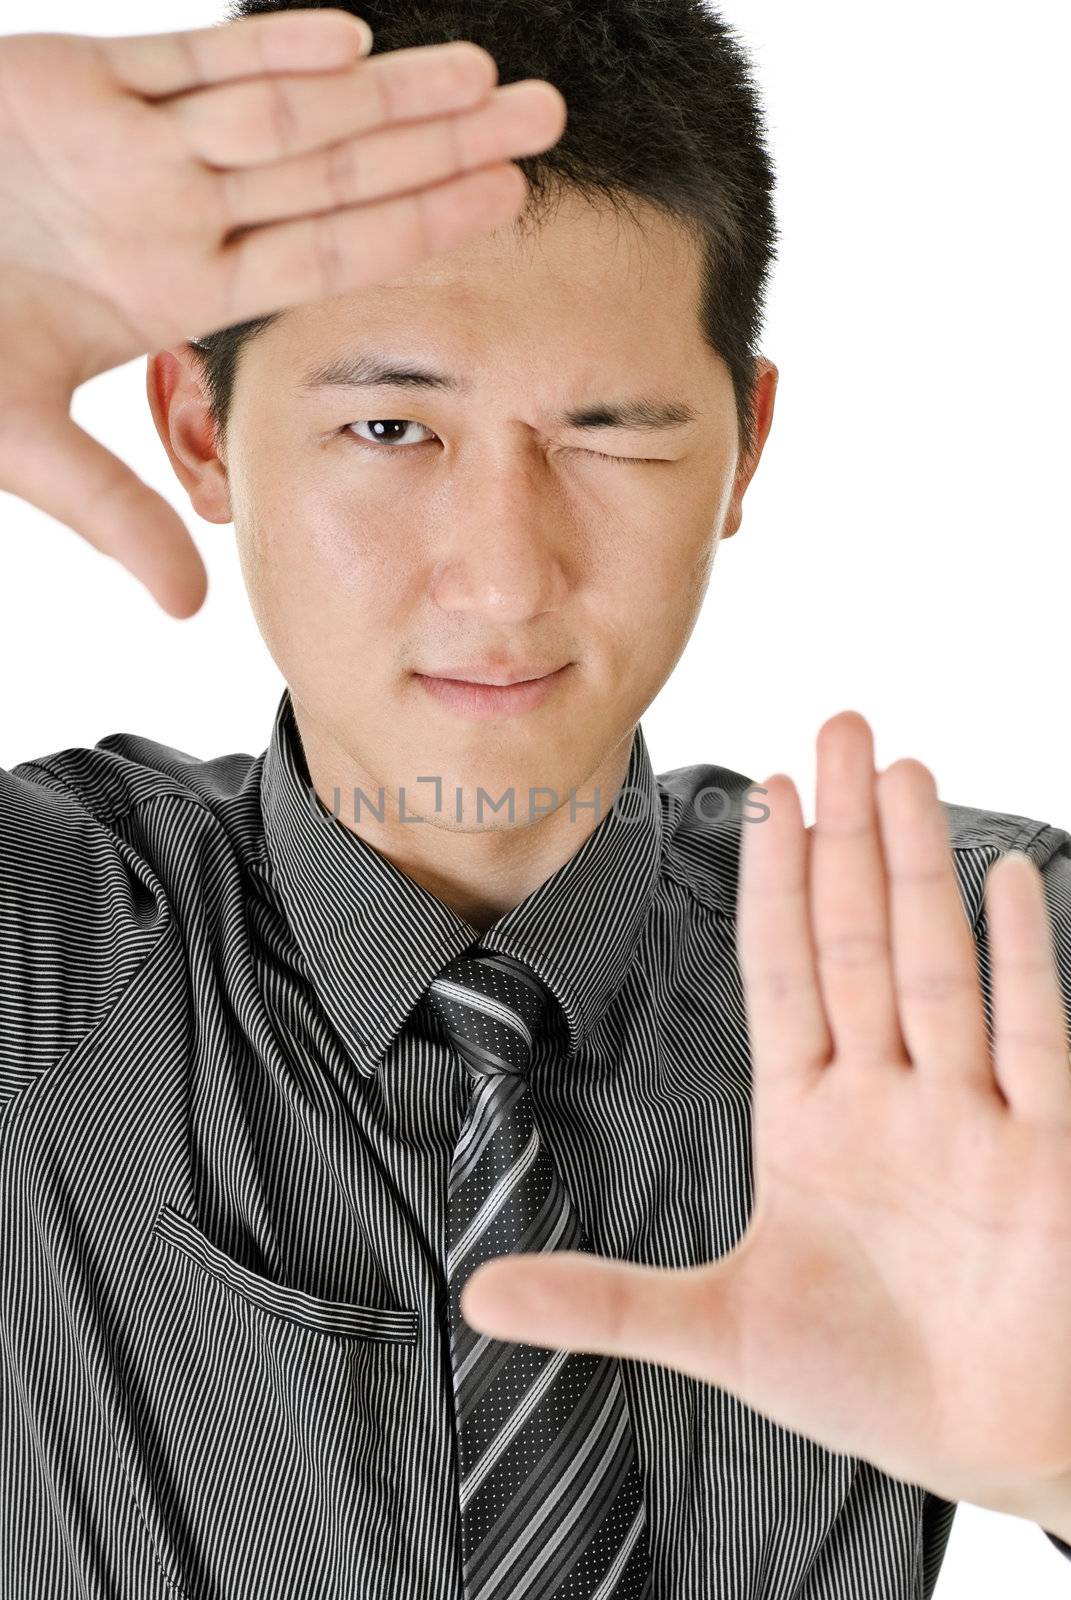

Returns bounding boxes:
[940,796,1070,934]
[0,725,267,1115]
[655,756,762,916]
[6,721,267,870]
[9,723,260,826]
[655,758,1071,942]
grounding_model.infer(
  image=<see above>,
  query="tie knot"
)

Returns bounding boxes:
[424,950,550,1079]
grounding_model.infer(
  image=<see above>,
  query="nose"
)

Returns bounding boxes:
[429,462,571,625]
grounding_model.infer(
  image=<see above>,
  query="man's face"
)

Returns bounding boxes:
[153,188,774,840]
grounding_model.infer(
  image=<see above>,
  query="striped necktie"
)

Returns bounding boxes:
[423,947,652,1600]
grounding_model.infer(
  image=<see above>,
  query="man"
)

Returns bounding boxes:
[1,4,1069,1598]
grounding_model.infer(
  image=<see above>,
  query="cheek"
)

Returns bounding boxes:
[639,524,717,626]
[234,509,382,682]
[245,493,397,609]
[683,532,718,606]
[301,508,397,595]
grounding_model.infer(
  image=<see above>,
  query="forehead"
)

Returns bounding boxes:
[272,188,707,362]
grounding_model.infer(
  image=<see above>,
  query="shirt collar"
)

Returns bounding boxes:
[260,686,666,1077]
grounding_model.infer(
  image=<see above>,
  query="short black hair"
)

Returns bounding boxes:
[189,0,778,466]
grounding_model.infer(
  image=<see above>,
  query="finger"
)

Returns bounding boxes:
[214,160,529,330]
[460,1252,718,1381]
[171,40,498,170]
[0,398,207,619]
[875,759,994,1092]
[219,80,565,233]
[811,712,907,1068]
[99,9,373,100]
[736,772,832,1100]
[984,851,1071,1120]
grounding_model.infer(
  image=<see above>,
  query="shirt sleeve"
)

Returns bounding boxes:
[1032,836,1071,1559]
[1039,833,1071,1033]
[960,826,1071,1561]
[0,758,163,1123]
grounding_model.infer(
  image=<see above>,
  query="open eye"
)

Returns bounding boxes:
[345,419,437,451]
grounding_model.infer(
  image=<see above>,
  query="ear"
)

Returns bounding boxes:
[722,359,778,540]
[145,345,233,526]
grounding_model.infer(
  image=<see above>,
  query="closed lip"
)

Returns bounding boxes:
[415,664,569,687]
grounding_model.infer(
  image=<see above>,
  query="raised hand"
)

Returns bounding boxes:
[461,710,1071,1534]
[0,12,566,615]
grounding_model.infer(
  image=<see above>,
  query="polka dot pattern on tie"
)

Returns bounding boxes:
[425,946,652,1599]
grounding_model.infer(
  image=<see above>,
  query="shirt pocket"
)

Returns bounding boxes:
[149,1202,419,1344]
[105,1200,421,1600]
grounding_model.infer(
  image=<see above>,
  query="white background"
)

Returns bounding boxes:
[2,3,1069,1590]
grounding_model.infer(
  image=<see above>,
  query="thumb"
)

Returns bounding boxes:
[0,399,208,618]
[460,1250,723,1377]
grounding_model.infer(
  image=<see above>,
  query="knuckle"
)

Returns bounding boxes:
[83,466,137,530]
[818,931,889,970]
[4,31,62,73]
[895,968,975,1006]
[994,1025,1063,1055]
[747,966,811,1005]
[170,27,203,88]
[598,1269,630,1350]
[312,211,344,298]
[214,238,244,329]
[443,102,466,173]
[214,164,241,236]
[812,818,873,844]
[997,954,1058,978]
[410,187,436,265]
[263,73,300,159]
[324,135,358,210]
[357,56,392,128]
[894,864,948,888]
[163,147,231,244]
[254,14,272,76]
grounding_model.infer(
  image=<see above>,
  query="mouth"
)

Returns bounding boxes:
[412,663,572,719]
[419,665,567,686]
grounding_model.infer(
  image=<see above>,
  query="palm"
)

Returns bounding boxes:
[461,710,1071,1527]
[0,18,563,615]
[0,35,228,374]
[717,1062,1071,1511]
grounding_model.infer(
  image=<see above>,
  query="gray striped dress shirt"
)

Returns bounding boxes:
[3,685,1070,1599]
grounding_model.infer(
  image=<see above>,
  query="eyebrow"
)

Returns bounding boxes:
[297,351,699,433]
